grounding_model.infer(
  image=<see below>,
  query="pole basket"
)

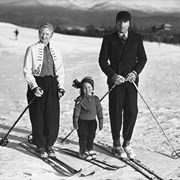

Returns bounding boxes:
[0,137,8,146]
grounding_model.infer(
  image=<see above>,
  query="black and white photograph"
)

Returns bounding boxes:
[0,0,180,179]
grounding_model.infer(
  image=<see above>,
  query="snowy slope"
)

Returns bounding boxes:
[0,22,180,180]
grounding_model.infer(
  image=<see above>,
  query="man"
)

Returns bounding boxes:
[99,11,147,158]
[14,29,19,40]
[23,23,65,158]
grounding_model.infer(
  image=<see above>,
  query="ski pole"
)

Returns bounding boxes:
[60,84,116,143]
[99,84,116,102]
[60,129,76,143]
[0,96,36,146]
[132,81,180,158]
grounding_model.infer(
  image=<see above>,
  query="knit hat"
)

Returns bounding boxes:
[81,76,94,89]
[39,22,54,33]
[116,11,131,22]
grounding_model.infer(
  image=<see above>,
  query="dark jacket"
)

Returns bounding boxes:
[99,30,147,85]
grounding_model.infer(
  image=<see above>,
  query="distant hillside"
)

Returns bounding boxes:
[0,0,179,12]
[0,1,179,33]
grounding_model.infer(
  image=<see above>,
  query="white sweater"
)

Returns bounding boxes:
[23,41,64,90]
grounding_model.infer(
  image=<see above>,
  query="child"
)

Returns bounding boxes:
[72,76,103,160]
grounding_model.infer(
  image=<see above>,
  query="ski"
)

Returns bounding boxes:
[94,142,162,180]
[49,156,95,177]
[19,142,94,177]
[62,148,124,170]
[95,142,165,180]
[19,142,75,176]
[130,158,165,180]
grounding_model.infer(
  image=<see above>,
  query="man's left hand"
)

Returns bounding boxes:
[126,71,137,83]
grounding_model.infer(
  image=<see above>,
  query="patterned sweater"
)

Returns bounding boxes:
[73,94,103,123]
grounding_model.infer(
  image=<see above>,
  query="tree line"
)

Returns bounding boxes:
[54,24,180,45]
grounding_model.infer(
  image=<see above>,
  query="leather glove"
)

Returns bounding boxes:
[33,87,44,97]
[73,119,79,130]
[112,74,125,85]
[99,119,103,130]
[126,71,137,83]
[58,88,65,99]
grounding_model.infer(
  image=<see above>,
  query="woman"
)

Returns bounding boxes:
[23,23,65,158]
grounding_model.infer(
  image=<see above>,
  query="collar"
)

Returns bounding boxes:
[118,32,128,38]
[38,41,50,48]
[84,94,93,98]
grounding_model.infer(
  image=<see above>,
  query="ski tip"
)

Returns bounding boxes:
[79,168,83,172]
[79,170,95,177]
[71,168,82,177]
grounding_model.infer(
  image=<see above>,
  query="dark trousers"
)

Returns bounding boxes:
[109,82,138,147]
[77,119,97,154]
[27,76,60,148]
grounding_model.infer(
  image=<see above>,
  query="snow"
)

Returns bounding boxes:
[0,22,180,179]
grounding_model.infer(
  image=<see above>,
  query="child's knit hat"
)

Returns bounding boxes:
[81,76,94,89]
[72,76,94,89]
